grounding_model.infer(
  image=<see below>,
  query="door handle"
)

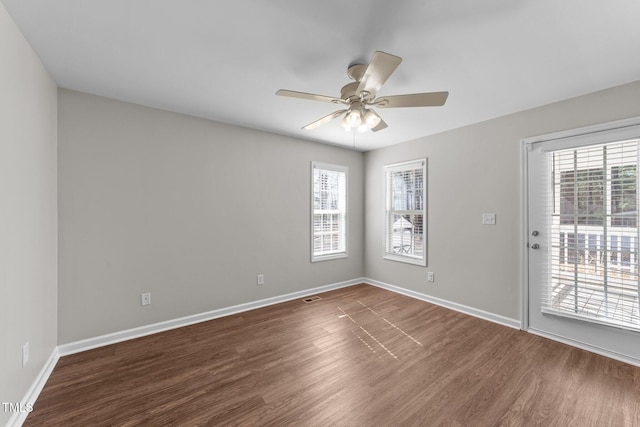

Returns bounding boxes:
[531,243,540,249]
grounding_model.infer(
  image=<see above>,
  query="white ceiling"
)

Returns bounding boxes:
[3,0,640,151]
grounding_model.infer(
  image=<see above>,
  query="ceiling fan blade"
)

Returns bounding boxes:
[356,51,402,98]
[276,89,343,104]
[375,91,449,108]
[302,109,348,130]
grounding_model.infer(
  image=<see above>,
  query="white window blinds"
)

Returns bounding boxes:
[384,159,427,266]
[312,162,348,262]
[543,138,640,332]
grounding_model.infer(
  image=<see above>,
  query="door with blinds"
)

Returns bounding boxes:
[525,119,640,364]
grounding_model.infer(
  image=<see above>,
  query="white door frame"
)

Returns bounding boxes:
[521,116,640,367]
[520,139,530,332]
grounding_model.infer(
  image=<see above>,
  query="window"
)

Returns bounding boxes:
[311,162,347,262]
[559,167,604,226]
[547,139,640,331]
[384,159,427,266]
[611,165,637,228]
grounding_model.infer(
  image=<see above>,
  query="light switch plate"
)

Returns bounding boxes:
[482,213,496,225]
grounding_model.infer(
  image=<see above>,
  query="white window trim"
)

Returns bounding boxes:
[311,162,348,262]
[383,158,427,266]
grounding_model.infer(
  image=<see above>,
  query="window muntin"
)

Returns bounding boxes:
[384,159,427,266]
[312,162,347,261]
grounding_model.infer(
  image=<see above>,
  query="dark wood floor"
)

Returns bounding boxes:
[25,284,640,426]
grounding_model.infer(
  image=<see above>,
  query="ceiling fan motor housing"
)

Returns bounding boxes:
[340,82,361,103]
[344,64,373,103]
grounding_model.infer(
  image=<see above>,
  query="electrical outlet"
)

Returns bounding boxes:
[427,272,435,283]
[22,342,29,367]
[257,274,264,286]
[141,292,151,306]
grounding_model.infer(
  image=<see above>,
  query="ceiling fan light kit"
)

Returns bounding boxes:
[276,51,448,133]
[339,106,381,132]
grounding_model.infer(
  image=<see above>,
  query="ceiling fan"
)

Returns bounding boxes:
[276,51,448,133]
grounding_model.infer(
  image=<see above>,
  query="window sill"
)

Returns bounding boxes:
[312,253,348,263]
[383,254,426,267]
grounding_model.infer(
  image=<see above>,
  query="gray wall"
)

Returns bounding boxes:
[0,3,58,425]
[364,80,640,321]
[57,89,364,344]
[57,80,640,344]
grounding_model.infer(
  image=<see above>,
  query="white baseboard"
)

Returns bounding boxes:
[527,328,640,368]
[7,348,59,427]
[364,278,522,330]
[58,278,364,357]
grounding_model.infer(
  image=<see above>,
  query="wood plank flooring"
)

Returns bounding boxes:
[25,284,640,426]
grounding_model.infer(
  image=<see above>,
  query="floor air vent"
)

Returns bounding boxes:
[303,296,322,303]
